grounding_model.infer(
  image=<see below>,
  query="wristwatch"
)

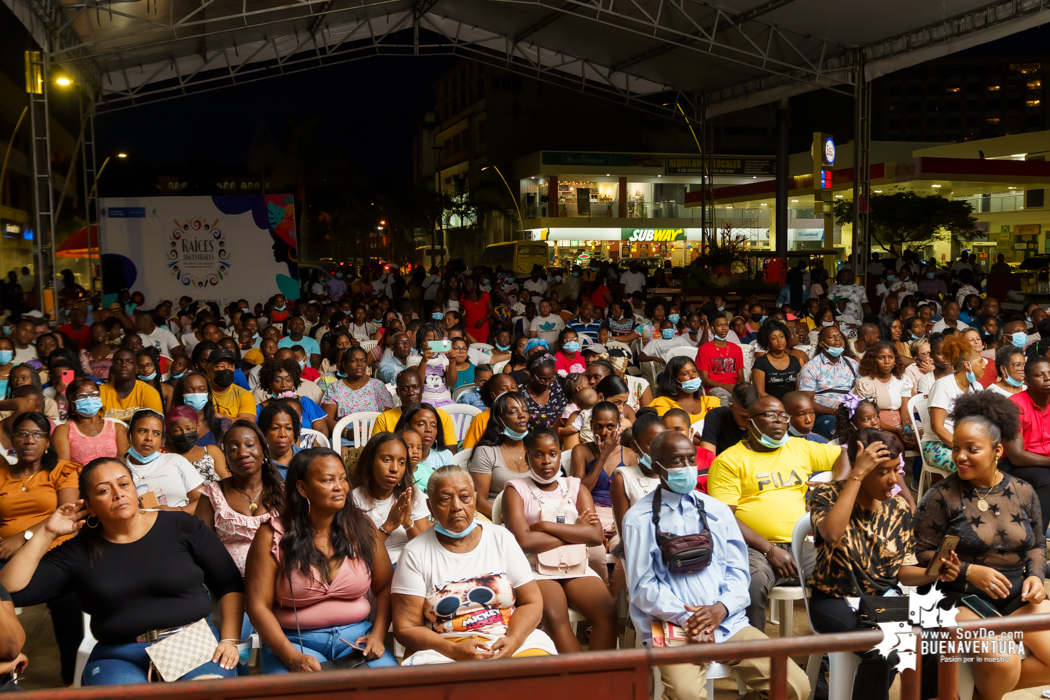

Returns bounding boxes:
[22,530,32,542]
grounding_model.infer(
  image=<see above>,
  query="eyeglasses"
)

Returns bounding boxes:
[13,430,48,440]
[755,411,790,423]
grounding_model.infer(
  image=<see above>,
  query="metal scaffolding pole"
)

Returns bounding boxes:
[852,54,872,285]
[81,85,103,299]
[25,49,59,322]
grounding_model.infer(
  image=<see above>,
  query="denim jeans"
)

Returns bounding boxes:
[260,620,398,673]
[83,641,237,686]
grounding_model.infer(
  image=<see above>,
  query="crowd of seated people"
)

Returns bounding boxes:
[0,255,1047,700]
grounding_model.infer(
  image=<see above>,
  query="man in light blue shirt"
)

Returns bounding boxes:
[376,332,412,385]
[622,431,810,700]
[277,316,321,367]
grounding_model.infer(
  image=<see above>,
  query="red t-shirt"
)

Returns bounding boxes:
[58,323,92,350]
[301,367,321,382]
[588,285,610,310]
[694,342,743,386]
[1011,391,1050,455]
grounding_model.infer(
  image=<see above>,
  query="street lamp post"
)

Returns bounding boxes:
[482,166,524,240]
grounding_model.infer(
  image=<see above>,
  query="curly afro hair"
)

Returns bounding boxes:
[258,357,302,393]
[949,390,1019,446]
[858,341,905,379]
[756,319,790,351]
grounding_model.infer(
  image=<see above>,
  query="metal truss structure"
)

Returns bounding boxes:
[6,0,1050,121]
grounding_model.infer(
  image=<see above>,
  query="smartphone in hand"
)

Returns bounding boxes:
[925,535,960,577]
[428,339,452,354]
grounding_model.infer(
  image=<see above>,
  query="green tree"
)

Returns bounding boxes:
[831,190,982,257]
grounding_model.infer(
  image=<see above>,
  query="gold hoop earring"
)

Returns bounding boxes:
[86,515,100,529]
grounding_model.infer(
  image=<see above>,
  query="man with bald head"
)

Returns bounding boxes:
[623,429,810,700]
[371,369,458,450]
[850,323,880,357]
[377,332,413,384]
[708,396,849,630]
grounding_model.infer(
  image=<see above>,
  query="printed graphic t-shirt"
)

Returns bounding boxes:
[391,521,533,640]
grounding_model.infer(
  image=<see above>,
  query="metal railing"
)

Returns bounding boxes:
[522,201,706,220]
[15,613,1050,700]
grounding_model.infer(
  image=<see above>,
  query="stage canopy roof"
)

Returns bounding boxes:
[6,0,1049,117]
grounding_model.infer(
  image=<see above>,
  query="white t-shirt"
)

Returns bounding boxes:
[139,326,181,359]
[523,279,549,296]
[915,371,938,397]
[927,375,972,435]
[621,270,647,296]
[125,453,203,508]
[931,319,970,334]
[530,314,565,346]
[13,345,37,364]
[641,335,693,358]
[391,522,541,642]
[352,486,430,564]
[350,322,375,341]
[422,275,442,301]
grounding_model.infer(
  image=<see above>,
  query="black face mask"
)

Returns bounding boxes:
[213,369,234,388]
[170,432,198,452]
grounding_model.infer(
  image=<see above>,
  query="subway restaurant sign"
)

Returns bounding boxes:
[622,228,685,242]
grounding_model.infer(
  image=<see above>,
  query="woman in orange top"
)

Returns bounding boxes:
[1,411,82,684]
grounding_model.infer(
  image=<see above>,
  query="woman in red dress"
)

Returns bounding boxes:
[461,276,495,344]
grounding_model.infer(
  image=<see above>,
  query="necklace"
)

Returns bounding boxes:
[232,482,262,514]
[974,474,999,512]
[501,441,527,472]
[19,470,40,492]
[79,418,102,437]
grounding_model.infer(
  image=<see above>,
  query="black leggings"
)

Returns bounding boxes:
[809,591,939,700]
[47,593,83,686]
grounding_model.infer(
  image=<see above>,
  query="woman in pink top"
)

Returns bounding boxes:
[51,378,128,465]
[501,428,616,654]
[245,446,397,673]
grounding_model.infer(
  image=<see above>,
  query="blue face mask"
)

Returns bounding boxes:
[638,452,652,469]
[274,305,286,311]
[127,445,160,464]
[910,333,924,341]
[563,341,581,353]
[0,350,11,365]
[170,372,184,380]
[751,419,790,449]
[661,465,698,495]
[496,343,510,352]
[432,312,443,320]
[184,393,209,411]
[661,329,675,340]
[926,272,935,279]
[336,371,348,378]
[75,396,103,416]
[886,275,896,282]
[434,519,479,539]
[138,372,157,382]
[335,273,344,279]
[823,344,844,358]
[1005,374,1024,388]
[714,331,728,341]
[788,425,806,437]
[503,426,529,441]
[680,377,703,393]
[1011,332,1027,348]
[299,360,306,370]
[87,305,93,312]
[1,327,9,336]
[482,279,490,286]
[668,314,680,324]
[572,272,580,278]
[965,362,977,385]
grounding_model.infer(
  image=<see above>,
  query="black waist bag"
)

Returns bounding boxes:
[652,488,713,575]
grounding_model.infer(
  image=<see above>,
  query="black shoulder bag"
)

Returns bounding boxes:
[651,488,713,575]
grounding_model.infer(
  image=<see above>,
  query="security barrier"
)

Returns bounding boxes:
[15,613,1050,700]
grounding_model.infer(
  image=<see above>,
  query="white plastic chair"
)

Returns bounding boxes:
[491,490,505,525]
[470,343,494,354]
[560,449,573,476]
[606,340,634,361]
[73,612,96,687]
[441,404,481,443]
[453,447,473,468]
[331,411,381,451]
[492,360,509,374]
[706,662,748,699]
[451,384,476,401]
[359,339,379,352]
[792,515,859,700]
[664,345,699,362]
[300,428,330,449]
[741,343,757,382]
[910,394,950,500]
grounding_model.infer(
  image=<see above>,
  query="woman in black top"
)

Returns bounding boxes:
[751,320,801,400]
[914,392,1050,700]
[0,457,244,686]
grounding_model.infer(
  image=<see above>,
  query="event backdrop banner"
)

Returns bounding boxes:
[99,195,299,307]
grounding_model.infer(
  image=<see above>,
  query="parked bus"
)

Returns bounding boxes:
[483,241,550,277]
